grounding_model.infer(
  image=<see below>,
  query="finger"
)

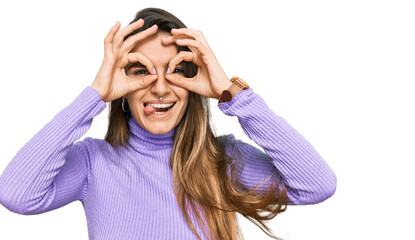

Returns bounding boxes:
[104,21,121,59]
[161,35,194,45]
[171,28,210,47]
[175,39,210,57]
[120,24,158,53]
[165,73,195,92]
[127,74,158,92]
[112,19,145,49]
[125,52,156,75]
[167,51,194,74]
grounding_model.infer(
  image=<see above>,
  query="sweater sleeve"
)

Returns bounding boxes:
[218,88,337,205]
[0,86,106,214]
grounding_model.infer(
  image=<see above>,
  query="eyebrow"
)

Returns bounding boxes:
[126,62,145,69]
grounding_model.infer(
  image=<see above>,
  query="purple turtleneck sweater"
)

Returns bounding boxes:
[0,86,336,239]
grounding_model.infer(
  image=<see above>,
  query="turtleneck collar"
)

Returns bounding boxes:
[127,113,176,150]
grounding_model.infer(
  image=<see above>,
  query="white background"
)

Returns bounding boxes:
[0,0,414,239]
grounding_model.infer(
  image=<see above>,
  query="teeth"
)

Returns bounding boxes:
[146,103,174,108]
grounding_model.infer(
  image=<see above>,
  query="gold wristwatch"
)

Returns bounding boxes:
[218,76,250,103]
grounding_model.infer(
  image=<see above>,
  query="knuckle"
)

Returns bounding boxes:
[112,34,121,43]
[104,37,111,44]
[179,51,187,57]
[138,80,145,88]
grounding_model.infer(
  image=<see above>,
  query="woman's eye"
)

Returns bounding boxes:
[133,69,149,75]
[174,68,183,74]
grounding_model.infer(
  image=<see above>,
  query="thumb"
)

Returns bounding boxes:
[165,74,194,92]
[127,75,158,92]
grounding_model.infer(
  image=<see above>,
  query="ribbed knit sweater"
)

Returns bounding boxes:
[0,86,336,239]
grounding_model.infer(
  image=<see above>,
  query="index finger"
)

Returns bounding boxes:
[125,52,156,76]
[167,51,194,75]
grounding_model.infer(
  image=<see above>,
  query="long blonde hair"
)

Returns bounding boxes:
[105,8,289,240]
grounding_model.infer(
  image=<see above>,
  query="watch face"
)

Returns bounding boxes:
[221,90,232,102]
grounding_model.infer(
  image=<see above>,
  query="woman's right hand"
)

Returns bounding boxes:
[91,19,159,103]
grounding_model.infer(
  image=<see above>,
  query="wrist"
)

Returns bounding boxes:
[216,81,233,99]
[90,83,106,102]
[218,76,250,103]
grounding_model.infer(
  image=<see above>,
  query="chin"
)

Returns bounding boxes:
[144,122,175,135]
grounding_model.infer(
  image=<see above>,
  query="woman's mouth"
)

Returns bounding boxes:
[143,102,176,116]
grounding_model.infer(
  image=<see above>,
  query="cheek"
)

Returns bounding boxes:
[176,89,189,113]
[171,86,189,102]
[181,92,189,108]
[128,92,146,109]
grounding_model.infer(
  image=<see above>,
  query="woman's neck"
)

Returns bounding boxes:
[126,114,175,150]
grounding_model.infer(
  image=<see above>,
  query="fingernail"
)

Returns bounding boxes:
[161,37,167,40]
[114,21,118,26]
[151,24,157,28]
[171,28,177,31]
[167,67,170,74]
[152,67,156,74]
[177,39,182,42]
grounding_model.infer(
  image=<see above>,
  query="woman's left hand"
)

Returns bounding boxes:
[161,28,232,99]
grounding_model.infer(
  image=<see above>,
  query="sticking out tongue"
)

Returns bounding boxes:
[144,105,155,115]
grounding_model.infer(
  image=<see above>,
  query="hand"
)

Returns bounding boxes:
[161,28,232,99]
[91,19,159,103]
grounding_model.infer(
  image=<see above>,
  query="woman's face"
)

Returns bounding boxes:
[125,31,189,134]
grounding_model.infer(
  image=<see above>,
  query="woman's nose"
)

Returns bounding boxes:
[150,69,171,97]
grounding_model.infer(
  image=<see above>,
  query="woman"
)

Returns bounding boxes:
[0,7,336,240]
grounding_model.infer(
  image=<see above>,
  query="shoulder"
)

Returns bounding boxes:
[71,137,116,159]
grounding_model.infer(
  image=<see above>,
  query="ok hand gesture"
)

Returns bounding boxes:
[91,19,159,103]
[161,28,232,99]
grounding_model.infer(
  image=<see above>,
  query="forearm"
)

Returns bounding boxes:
[0,87,106,214]
[219,88,337,204]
